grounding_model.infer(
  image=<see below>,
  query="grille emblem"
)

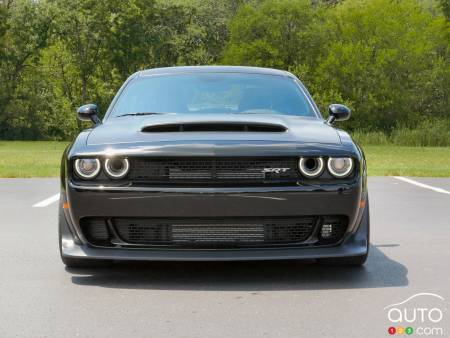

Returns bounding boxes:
[262,168,290,174]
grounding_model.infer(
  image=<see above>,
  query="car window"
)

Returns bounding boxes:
[111,73,317,118]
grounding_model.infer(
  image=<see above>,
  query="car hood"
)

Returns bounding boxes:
[87,114,341,146]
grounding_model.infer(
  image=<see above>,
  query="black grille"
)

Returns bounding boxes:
[113,217,317,247]
[128,157,300,185]
[318,216,348,243]
[80,218,110,245]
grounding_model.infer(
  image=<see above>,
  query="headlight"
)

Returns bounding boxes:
[74,158,101,179]
[298,157,324,178]
[327,157,354,178]
[104,157,129,179]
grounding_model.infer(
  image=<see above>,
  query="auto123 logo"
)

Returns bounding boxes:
[384,293,446,336]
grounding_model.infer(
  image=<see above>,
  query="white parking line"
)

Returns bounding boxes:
[32,193,60,207]
[393,176,450,195]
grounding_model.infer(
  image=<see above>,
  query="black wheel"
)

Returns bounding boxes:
[319,198,370,267]
[58,208,112,268]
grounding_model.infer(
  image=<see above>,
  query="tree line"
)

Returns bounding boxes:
[0,0,448,140]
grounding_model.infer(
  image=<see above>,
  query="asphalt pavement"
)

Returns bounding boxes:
[0,177,449,338]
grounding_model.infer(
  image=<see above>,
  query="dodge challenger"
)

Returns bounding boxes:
[59,66,369,267]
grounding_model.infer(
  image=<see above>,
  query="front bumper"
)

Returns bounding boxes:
[61,180,368,261]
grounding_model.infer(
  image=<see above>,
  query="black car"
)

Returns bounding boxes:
[59,66,369,267]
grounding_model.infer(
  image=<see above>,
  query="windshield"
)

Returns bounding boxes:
[110,73,317,118]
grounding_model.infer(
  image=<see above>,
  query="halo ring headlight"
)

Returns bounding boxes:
[298,157,325,178]
[74,158,101,179]
[327,157,354,178]
[104,158,129,179]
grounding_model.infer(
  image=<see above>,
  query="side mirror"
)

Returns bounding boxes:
[327,104,351,124]
[77,104,101,125]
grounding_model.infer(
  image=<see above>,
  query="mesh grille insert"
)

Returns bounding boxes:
[318,216,348,243]
[128,157,300,185]
[80,218,110,245]
[113,217,317,247]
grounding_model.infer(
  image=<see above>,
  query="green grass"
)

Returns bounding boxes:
[0,141,69,178]
[363,145,450,177]
[352,119,450,147]
[0,141,449,177]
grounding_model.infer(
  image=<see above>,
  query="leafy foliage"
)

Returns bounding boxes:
[0,0,448,140]
[224,0,450,132]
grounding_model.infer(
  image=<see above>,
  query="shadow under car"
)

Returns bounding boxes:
[68,245,408,291]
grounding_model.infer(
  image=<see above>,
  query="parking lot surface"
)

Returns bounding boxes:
[0,177,449,337]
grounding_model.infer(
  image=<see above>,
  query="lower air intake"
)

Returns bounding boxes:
[80,218,110,245]
[318,216,348,244]
[113,217,317,248]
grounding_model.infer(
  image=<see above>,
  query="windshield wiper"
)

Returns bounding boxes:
[116,112,169,117]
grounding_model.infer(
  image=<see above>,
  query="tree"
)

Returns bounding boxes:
[0,0,448,140]
[222,0,449,131]
[222,0,323,68]
[312,0,449,130]
[439,0,450,20]
[0,0,55,138]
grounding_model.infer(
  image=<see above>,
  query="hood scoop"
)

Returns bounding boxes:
[141,122,287,133]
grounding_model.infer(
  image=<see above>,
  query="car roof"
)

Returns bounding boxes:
[138,66,295,78]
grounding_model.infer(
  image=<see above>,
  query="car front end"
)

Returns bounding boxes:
[59,66,369,266]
